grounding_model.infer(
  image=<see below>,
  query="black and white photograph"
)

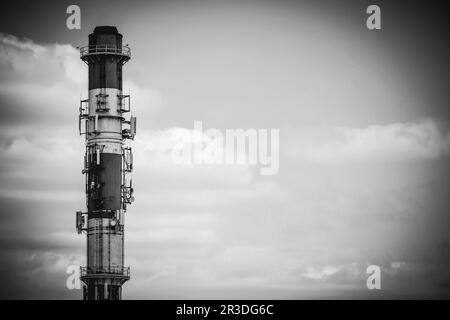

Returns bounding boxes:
[0,0,449,307]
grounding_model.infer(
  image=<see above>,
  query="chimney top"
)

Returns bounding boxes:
[93,26,119,35]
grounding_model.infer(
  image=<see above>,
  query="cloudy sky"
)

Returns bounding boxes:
[0,0,449,299]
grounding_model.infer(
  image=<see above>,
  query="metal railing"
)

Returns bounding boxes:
[80,266,130,277]
[80,45,131,58]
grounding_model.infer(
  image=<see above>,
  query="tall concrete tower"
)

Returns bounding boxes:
[76,26,136,300]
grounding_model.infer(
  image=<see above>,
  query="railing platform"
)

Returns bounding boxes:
[80,266,130,280]
[80,45,131,64]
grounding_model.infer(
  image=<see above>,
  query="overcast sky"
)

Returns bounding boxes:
[0,0,449,299]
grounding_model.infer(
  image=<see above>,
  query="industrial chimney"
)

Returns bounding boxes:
[76,26,136,300]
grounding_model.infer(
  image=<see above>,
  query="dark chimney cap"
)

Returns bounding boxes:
[93,26,119,35]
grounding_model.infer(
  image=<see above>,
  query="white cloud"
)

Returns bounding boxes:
[0,33,83,85]
[288,119,450,164]
[302,265,342,280]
